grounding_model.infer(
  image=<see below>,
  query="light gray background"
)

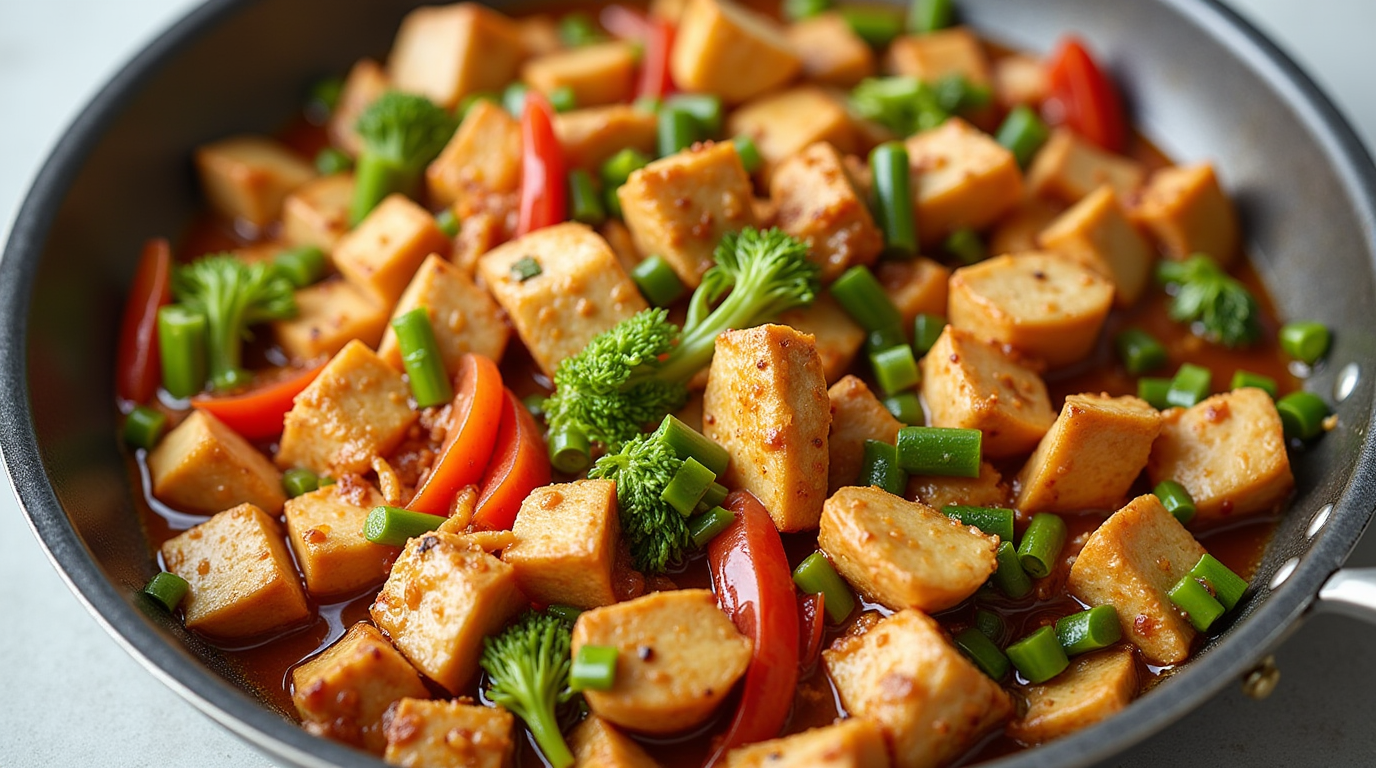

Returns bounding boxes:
[2,1,1375,766]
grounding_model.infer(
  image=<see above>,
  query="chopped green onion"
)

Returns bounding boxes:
[319,475,337,488]
[943,227,986,265]
[912,314,945,356]
[570,645,619,691]
[699,481,729,511]
[908,0,954,34]
[661,457,718,516]
[601,148,652,188]
[841,7,904,47]
[688,506,736,548]
[858,439,907,496]
[896,426,981,478]
[123,406,168,451]
[1166,363,1211,408]
[501,82,530,117]
[1187,554,1248,612]
[392,308,454,408]
[657,105,699,157]
[631,255,688,307]
[1007,625,1069,684]
[157,305,208,400]
[364,505,445,547]
[1138,377,1171,410]
[732,135,762,174]
[932,74,990,114]
[784,0,831,21]
[665,94,724,138]
[993,541,1033,599]
[954,627,1010,680]
[975,608,1005,644]
[830,266,904,333]
[1168,574,1225,632]
[274,245,328,289]
[870,345,921,395]
[1054,606,1122,656]
[435,208,461,238]
[865,324,908,355]
[1114,328,1168,375]
[558,12,604,47]
[883,393,924,425]
[869,142,917,259]
[547,604,582,624]
[143,571,190,612]
[655,415,730,476]
[1153,480,1196,526]
[1230,370,1278,398]
[549,426,592,475]
[282,467,321,498]
[511,256,543,282]
[995,105,1050,168]
[315,146,353,175]
[568,169,607,226]
[943,505,1014,544]
[1017,513,1067,579]
[1277,391,1329,441]
[1279,321,1330,365]
[792,552,857,624]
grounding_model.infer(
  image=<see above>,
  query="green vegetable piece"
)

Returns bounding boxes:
[590,432,695,573]
[869,142,918,259]
[570,644,619,692]
[156,305,208,400]
[699,481,729,511]
[883,392,924,425]
[974,608,1005,644]
[315,146,353,175]
[631,255,688,307]
[1230,370,1278,399]
[1017,513,1068,579]
[792,552,857,624]
[548,85,577,113]
[995,105,1049,168]
[1166,363,1211,409]
[458,92,498,119]
[511,256,543,282]
[1277,391,1329,441]
[858,439,907,496]
[732,135,762,174]
[1168,574,1226,632]
[1153,479,1196,526]
[1279,320,1330,365]
[865,324,908,356]
[1054,605,1122,656]
[274,245,328,289]
[523,393,548,419]
[784,0,830,21]
[350,91,458,225]
[434,207,461,238]
[601,147,652,188]
[932,74,990,114]
[1188,554,1248,612]
[841,7,904,47]
[502,82,531,118]
[1156,255,1261,348]
[943,505,1014,544]
[954,627,1010,680]
[172,256,299,393]
[123,405,168,451]
[666,94,724,137]
[568,169,608,226]
[830,266,904,333]
[558,12,604,47]
[655,414,730,475]
[363,506,445,548]
[548,426,592,475]
[481,611,577,768]
[392,308,454,408]
[943,228,985,266]
[143,571,190,612]
[912,313,945,356]
[1114,328,1168,375]
[870,345,921,395]
[896,426,981,477]
[1006,626,1069,684]
[660,457,718,516]
[908,0,954,33]
[993,541,1033,599]
[658,105,700,157]
[1138,377,1171,410]
[546,604,583,623]
[282,468,321,498]
[688,506,736,548]
[850,76,948,137]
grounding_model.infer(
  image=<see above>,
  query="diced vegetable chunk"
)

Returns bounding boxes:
[505,479,623,609]
[723,718,890,767]
[149,410,286,515]
[377,255,509,376]
[826,375,904,494]
[904,118,1022,245]
[332,193,451,308]
[195,136,316,228]
[284,484,397,598]
[1007,646,1137,745]
[1038,184,1156,307]
[671,0,802,104]
[382,698,515,768]
[771,142,883,281]
[388,2,527,109]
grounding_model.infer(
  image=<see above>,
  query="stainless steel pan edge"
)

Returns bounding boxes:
[1,2,1374,768]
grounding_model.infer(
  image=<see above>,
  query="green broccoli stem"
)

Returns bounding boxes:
[350,152,420,226]
[203,296,251,392]
[524,701,574,768]
[651,284,797,385]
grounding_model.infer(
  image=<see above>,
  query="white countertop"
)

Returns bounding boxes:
[3,1,1376,766]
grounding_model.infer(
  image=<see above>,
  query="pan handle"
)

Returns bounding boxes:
[1316,568,1376,623]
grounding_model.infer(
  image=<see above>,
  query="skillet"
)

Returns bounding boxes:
[2,0,1376,766]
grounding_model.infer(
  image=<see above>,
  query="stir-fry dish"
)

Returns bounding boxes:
[115,0,1338,766]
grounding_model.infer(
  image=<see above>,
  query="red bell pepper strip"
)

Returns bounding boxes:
[798,592,825,673]
[516,92,567,237]
[115,238,172,406]
[637,17,675,100]
[408,354,506,516]
[1045,35,1127,153]
[190,362,325,440]
[472,389,551,530]
[600,4,651,39]
[705,491,800,767]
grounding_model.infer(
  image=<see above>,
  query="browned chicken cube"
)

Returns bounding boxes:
[1038,184,1156,307]
[777,295,866,384]
[670,0,801,104]
[382,698,515,768]
[1007,646,1138,745]
[149,410,286,515]
[884,28,992,88]
[522,41,639,107]
[426,99,522,211]
[771,142,883,281]
[905,118,1021,245]
[377,254,510,377]
[282,173,354,251]
[557,105,659,171]
[332,194,450,309]
[570,716,662,768]
[284,483,397,598]
[329,59,389,156]
[785,14,876,87]
[388,3,527,109]
[1026,129,1145,204]
[505,479,621,609]
[875,258,950,326]
[906,461,1009,510]
[728,88,856,181]
[1133,162,1240,266]
[273,279,390,362]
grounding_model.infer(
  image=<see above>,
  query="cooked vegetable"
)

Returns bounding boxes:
[995,104,1049,167]
[1277,390,1329,440]
[172,255,297,392]
[473,391,552,530]
[123,405,168,451]
[840,7,903,47]
[1006,626,1069,684]
[869,142,918,259]
[732,134,762,173]
[636,17,675,100]
[975,609,1005,643]
[883,392,924,425]
[660,457,718,516]
[870,345,920,394]
[954,627,1010,680]
[272,246,327,289]
[1231,370,1278,398]
[688,505,736,548]
[548,85,578,113]
[390,308,453,408]
[568,169,607,226]
[517,92,568,236]
[896,425,982,477]
[993,541,1033,599]
[406,355,504,515]
[558,12,604,46]
[792,551,857,623]
[943,227,986,266]
[658,103,699,157]
[156,305,208,400]
[944,505,1015,544]
[858,439,907,495]
[631,254,688,307]
[1054,606,1122,656]
[1189,554,1248,611]
[363,505,444,547]
[434,207,460,237]
[912,313,945,355]
[569,644,619,691]
[116,239,172,405]
[1017,513,1068,579]
[666,94,725,137]
[1153,479,1197,525]
[849,76,947,137]
[784,0,830,21]
[1138,376,1170,409]
[1279,320,1330,365]
[480,611,576,768]
[143,571,190,612]
[1114,328,1168,375]
[281,468,321,498]
[1157,255,1262,347]
[1046,35,1127,153]
[1168,574,1225,632]
[908,0,954,33]
[829,265,904,334]
[349,91,457,225]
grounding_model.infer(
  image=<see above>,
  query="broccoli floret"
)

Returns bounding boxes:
[1157,254,1261,347]
[349,91,458,225]
[480,611,576,768]
[543,227,820,470]
[850,74,987,137]
[172,255,296,392]
[589,428,694,573]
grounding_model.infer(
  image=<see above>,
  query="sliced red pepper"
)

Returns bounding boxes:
[705,491,800,766]
[472,389,551,530]
[408,354,506,517]
[115,238,172,406]
[637,17,676,100]
[799,592,825,674]
[190,362,325,440]
[516,91,567,237]
[1045,35,1127,153]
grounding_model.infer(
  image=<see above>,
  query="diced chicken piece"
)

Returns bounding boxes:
[505,479,621,609]
[826,375,903,494]
[149,410,286,515]
[284,484,397,597]
[947,252,1114,368]
[388,2,527,109]
[282,173,355,251]
[779,296,866,385]
[570,716,662,768]
[1147,388,1294,525]
[382,698,515,768]
[1038,185,1155,307]
[785,13,876,87]
[276,340,419,476]
[1007,646,1138,745]
[1016,394,1163,514]
[572,589,752,735]
[724,718,890,768]
[1067,494,1207,664]
[727,88,856,181]
[1027,129,1145,204]
[426,100,523,211]
[875,258,950,326]
[989,198,1061,256]
[670,0,801,104]
[820,487,998,612]
[824,610,1011,768]
[1133,162,1240,266]
[195,136,315,228]
[477,222,648,377]
[522,41,638,107]
[906,461,1008,510]
[329,59,389,157]
[993,53,1048,109]
[617,141,757,288]
[160,503,310,639]
[703,325,831,532]
[905,119,1022,245]
[371,532,527,692]
[770,142,882,281]
[518,14,563,57]
[377,255,509,377]
[919,325,1055,458]
[292,623,429,753]
[333,194,450,309]
[273,279,390,362]
[557,105,659,171]
[884,28,992,87]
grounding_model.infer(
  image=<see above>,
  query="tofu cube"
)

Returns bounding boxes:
[1007,646,1138,745]
[371,532,526,692]
[919,325,1055,459]
[1067,494,1208,664]
[1147,388,1294,525]
[518,14,563,57]
[505,479,621,609]
[1134,162,1240,266]
[377,255,510,376]
[670,0,801,104]
[477,222,648,377]
[426,99,523,210]
[874,258,950,327]
[149,410,286,515]
[453,209,504,275]
[382,698,515,768]
[724,718,890,768]
[388,2,527,109]
[522,41,638,107]
[556,104,659,171]
[778,295,866,384]
[328,59,389,157]
[195,136,315,228]
[947,252,1114,369]
[905,119,1022,244]
[282,172,355,251]
[284,484,398,598]
[727,88,856,181]
[993,53,1049,109]
[273,279,390,362]
[820,487,998,612]
[600,219,645,275]
[826,375,903,494]
[292,623,429,753]
[570,716,661,768]
[823,610,1011,768]
[276,340,419,476]
[160,503,310,639]
[703,325,831,532]
[906,461,1008,511]
[1027,129,1146,204]
[572,590,753,734]
[884,28,992,87]
[989,198,1061,257]
[617,141,757,288]
[333,194,451,309]
[1015,394,1163,514]
[1038,185,1155,307]
[770,142,883,281]
[785,13,876,87]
